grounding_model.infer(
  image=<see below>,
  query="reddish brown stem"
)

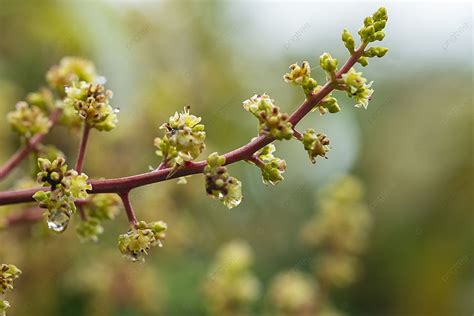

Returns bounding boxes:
[5,207,43,227]
[77,203,87,221]
[0,45,367,207]
[247,155,265,169]
[156,160,168,171]
[75,123,91,173]
[118,191,138,227]
[0,108,62,181]
[293,129,303,140]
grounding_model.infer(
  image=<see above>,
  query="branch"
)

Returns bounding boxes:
[0,45,366,207]
[118,191,138,227]
[75,123,91,173]
[0,108,62,181]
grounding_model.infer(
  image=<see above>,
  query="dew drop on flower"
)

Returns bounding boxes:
[224,196,242,209]
[47,210,71,233]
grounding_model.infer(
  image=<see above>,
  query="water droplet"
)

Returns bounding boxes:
[47,210,71,233]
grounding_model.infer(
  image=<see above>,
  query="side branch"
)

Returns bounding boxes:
[75,123,91,173]
[0,108,62,181]
[0,45,366,206]
[118,191,138,227]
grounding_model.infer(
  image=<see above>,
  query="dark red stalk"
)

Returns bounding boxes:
[0,108,62,181]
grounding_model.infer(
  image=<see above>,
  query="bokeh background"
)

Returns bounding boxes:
[0,1,472,315]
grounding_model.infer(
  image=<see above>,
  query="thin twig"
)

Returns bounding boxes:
[247,155,265,169]
[293,129,303,141]
[0,108,62,181]
[75,123,91,173]
[77,203,87,221]
[118,191,138,227]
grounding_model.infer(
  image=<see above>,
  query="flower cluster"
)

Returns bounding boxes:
[357,7,389,66]
[341,68,374,109]
[32,157,91,233]
[0,264,21,295]
[283,59,341,114]
[283,62,318,95]
[358,7,388,44]
[243,94,293,140]
[301,129,330,163]
[75,194,121,243]
[6,101,51,139]
[76,218,103,243]
[26,88,55,112]
[0,264,21,314]
[64,82,118,131]
[202,241,260,316]
[154,107,206,168]
[341,28,356,54]
[253,144,286,185]
[302,176,372,289]
[46,57,99,95]
[318,92,341,114]
[268,271,317,315]
[320,53,338,80]
[204,153,242,209]
[118,220,168,262]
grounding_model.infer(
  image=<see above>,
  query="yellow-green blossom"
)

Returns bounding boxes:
[64,81,118,131]
[0,264,21,315]
[301,129,330,163]
[33,157,91,233]
[254,144,286,185]
[341,68,374,109]
[46,57,99,95]
[155,107,206,167]
[118,220,168,262]
[283,61,318,95]
[242,94,293,140]
[204,153,242,209]
[7,101,51,139]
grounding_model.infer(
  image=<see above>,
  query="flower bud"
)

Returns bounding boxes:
[34,157,91,233]
[341,68,374,109]
[0,264,21,295]
[358,7,388,43]
[46,57,99,96]
[7,102,51,139]
[64,81,118,131]
[341,28,355,53]
[283,62,318,95]
[242,94,293,140]
[118,220,168,262]
[204,153,243,209]
[253,144,287,185]
[319,53,338,75]
[301,129,330,163]
[155,107,206,167]
[357,56,369,67]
